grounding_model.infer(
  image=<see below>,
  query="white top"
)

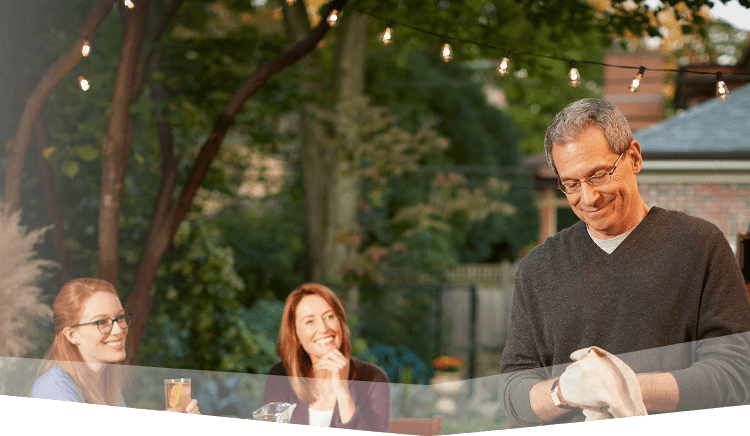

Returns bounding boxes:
[308,407,334,427]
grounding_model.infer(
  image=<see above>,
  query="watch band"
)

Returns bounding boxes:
[550,378,574,410]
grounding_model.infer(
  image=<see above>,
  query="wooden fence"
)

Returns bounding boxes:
[440,262,518,379]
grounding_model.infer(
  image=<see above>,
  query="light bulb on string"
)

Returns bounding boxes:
[82,40,91,57]
[287,0,294,4]
[716,72,729,101]
[568,60,581,87]
[497,49,510,76]
[441,37,453,62]
[380,21,393,45]
[78,76,90,92]
[124,0,134,9]
[629,66,646,92]
[327,9,339,27]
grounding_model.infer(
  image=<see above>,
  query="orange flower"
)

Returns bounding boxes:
[433,355,462,371]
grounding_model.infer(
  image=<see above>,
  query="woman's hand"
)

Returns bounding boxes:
[314,350,356,424]
[185,399,201,414]
[167,399,201,414]
[314,349,350,395]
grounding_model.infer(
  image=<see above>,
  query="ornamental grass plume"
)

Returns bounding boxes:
[0,205,56,357]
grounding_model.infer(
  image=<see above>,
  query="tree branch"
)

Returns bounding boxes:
[169,0,350,231]
[0,54,76,286]
[121,0,347,365]
[131,0,184,101]
[2,0,113,213]
[98,0,151,286]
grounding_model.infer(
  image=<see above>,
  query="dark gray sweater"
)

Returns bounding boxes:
[499,207,750,426]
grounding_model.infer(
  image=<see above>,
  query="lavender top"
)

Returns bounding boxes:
[31,366,125,406]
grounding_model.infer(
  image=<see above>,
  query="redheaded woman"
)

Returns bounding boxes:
[263,283,390,431]
[31,278,199,413]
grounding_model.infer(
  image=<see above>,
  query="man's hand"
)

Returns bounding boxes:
[559,347,647,418]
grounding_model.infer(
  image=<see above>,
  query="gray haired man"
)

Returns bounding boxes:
[499,98,750,426]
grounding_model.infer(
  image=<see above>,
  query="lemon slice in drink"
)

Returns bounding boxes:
[168,384,182,408]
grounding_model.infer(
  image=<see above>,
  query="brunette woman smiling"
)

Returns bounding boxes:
[31,278,199,412]
[262,283,391,431]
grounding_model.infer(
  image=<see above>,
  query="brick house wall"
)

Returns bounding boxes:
[638,181,750,252]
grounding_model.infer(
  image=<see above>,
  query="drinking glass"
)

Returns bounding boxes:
[164,378,191,412]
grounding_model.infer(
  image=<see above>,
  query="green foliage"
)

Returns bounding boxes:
[357,284,439,380]
[358,343,430,385]
[140,219,277,373]
[210,197,307,307]
[499,35,608,156]
[365,47,539,269]
[6,0,737,373]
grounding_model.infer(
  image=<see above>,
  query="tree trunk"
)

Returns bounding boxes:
[0,56,76,286]
[284,3,367,310]
[98,0,151,287]
[2,0,113,213]
[283,5,368,308]
[280,0,336,283]
[122,0,348,365]
[328,10,368,312]
[121,3,178,364]
[302,109,337,283]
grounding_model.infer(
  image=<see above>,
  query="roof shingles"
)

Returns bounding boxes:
[634,83,750,156]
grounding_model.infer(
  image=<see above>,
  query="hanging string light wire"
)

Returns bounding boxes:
[343,5,750,94]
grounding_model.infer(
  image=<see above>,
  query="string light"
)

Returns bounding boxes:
[82,40,91,57]
[497,49,510,76]
[380,21,393,45]
[328,9,339,27]
[441,37,453,62]
[568,60,581,87]
[716,72,729,101]
[78,76,90,92]
[340,5,750,94]
[629,66,646,92]
[287,0,295,4]
[124,0,134,8]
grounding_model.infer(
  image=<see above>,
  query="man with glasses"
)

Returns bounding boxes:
[499,98,750,426]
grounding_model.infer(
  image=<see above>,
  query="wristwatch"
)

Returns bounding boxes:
[550,378,574,409]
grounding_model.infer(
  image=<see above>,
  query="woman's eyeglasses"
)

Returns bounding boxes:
[71,313,132,334]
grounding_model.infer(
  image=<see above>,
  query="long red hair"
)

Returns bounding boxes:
[277,283,353,404]
[37,278,124,406]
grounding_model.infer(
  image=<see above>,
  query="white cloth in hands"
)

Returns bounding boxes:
[559,346,648,420]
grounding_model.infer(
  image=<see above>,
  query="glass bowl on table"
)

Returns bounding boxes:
[252,402,297,423]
